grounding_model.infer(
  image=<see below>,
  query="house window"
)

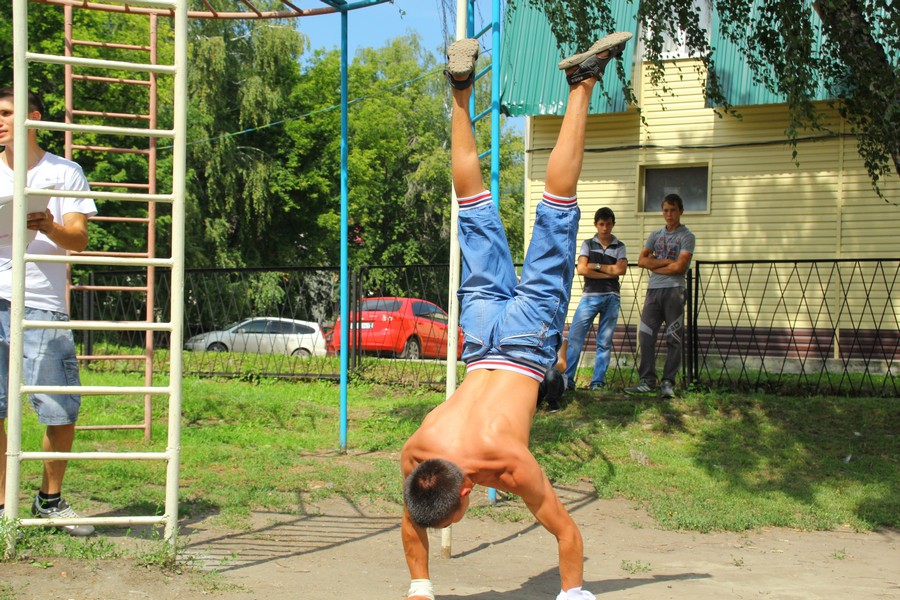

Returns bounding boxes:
[644,0,712,60]
[641,165,709,212]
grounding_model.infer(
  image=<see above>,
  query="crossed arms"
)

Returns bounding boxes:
[576,255,627,279]
[636,247,692,275]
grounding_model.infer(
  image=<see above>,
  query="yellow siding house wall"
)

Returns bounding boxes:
[525,60,900,335]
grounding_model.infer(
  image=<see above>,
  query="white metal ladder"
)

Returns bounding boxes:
[3,0,188,557]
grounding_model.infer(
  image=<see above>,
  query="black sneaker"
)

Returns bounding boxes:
[32,496,95,537]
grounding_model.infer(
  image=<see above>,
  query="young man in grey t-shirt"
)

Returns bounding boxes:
[625,193,695,398]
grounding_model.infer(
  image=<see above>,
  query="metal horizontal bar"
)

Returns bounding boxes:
[26,187,173,203]
[87,216,153,224]
[473,106,492,123]
[22,451,169,461]
[70,284,150,291]
[72,250,151,258]
[77,424,147,430]
[24,319,172,332]
[91,182,151,190]
[73,73,152,87]
[93,0,177,7]
[20,385,171,395]
[76,354,150,361]
[27,0,335,19]
[72,40,152,52]
[27,52,176,75]
[24,254,173,267]
[18,516,166,528]
[24,119,175,139]
[73,145,151,156]
[73,109,151,120]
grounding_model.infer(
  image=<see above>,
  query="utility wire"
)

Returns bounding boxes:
[159,67,443,151]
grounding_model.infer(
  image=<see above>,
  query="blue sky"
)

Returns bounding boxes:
[298,1,450,58]
[295,1,523,131]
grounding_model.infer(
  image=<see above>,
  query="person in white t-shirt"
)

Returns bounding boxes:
[0,88,97,536]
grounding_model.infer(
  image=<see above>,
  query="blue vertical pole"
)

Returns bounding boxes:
[467,1,476,123]
[490,0,501,208]
[339,8,350,451]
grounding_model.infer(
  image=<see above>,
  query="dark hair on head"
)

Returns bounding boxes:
[404,458,465,528]
[662,193,683,211]
[0,87,45,115]
[594,207,615,224]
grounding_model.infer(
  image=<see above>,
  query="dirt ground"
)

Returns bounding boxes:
[1,484,898,599]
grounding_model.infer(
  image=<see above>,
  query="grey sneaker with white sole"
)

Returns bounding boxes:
[32,496,95,537]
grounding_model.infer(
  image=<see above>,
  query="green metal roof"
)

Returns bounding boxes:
[499,3,639,117]
[499,1,838,116]
[708,4,832,107]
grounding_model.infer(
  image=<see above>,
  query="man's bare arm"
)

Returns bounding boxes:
[513,455,584,591]
[636,247,661,270]
[401,508,433,599]
[650,251,692,276]
[27,211,89,252]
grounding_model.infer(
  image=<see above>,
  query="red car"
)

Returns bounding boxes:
[328,297,463,360]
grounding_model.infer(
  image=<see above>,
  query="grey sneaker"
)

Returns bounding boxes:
[558,31,633,85]
[624,381,655,396]
[445,38,480,89]
[32,496,95,537]
[660,380,676,399]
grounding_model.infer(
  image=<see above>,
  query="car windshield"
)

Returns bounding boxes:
[358,299,402,312]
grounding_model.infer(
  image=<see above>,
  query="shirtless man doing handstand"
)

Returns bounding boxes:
[400,32,632,600]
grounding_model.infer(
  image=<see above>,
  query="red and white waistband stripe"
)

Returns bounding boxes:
[466,357,546,382]
[541,191,578,210]
[457,190,493,211]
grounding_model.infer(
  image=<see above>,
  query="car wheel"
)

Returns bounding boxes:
[400,337,421,360]
[207,342,227,352]
[292,348,312,357]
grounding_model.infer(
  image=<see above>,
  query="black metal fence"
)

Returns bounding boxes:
[72,259,899,396]
[689,259,899,396]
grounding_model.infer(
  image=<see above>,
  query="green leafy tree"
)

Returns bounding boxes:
[1,4,176,275]
[185,15,305,268]
[4,7,525,270]
[277,34,523,271]
[508,0,899,198]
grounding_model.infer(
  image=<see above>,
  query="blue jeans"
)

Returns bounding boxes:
[0,298,82,425]
[564,293,620,388]
[457,190,579,381]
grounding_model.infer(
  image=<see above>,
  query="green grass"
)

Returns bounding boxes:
[4,373,898,563]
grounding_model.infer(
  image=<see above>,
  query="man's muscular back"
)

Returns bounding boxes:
[400,369,541,492]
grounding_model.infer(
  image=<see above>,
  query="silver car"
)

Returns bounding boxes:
[184,317,327,357]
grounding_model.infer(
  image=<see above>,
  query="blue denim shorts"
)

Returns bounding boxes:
[457,190,579,381]
[0,298,82,425]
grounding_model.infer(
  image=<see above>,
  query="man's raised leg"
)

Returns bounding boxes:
[547,31,632,197]
[447,39,519,364]
[447,39,484,198]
